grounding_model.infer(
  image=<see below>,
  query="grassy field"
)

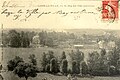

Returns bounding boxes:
[2,72,120,80]
[2,47,100,68]
[1,48,120,80]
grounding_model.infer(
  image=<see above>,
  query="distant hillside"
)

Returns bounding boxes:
[65,29,120,37]
[2,28,120,37]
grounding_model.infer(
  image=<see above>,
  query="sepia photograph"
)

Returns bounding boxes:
[0,0,120,80]
[0,28,120,80]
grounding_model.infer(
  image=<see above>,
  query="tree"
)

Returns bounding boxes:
[75,49,84,65]
[69,50,76,61]
[87,51,100,75]
[8,30,21,47]
[39,31,47,46]
[117,59,120,74]
[45,64,50,73]
[108,47,120,67]
[7,56,24,71]
[41,51,56,72]
[109,65,116,76]
[50,58,59,74]
[28,54,37,66]
[13,62,38,80]
[41,52,47,72]
[69,50,84,63]
[71,60,79,74]
[60,51,66,63]
[87,51,109,76]
[46,51,55,64]
[81,61,88,75]
[7,56,38,80]
[20,31,30,48]
[45,37,54,47]
[7,30,30,48]
[61,59,68,75]
[61,51,66,59]
[107,47,120,75]
[69,50,84,74]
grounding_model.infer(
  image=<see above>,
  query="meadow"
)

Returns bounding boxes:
[2,47,100,68]
[1,48,120,80]
[2,71,120,80]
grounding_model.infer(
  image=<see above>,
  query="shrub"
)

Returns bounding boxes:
[61,59,68,75]
[45,64,50,73]
[71,60,80,74]
[60,51,66,63]
[29,54,37,65]
[7,56,24,71]
[41,52,47,72]
[13,62,38,80]
[50,58,59,74]
[81,61,88,75]
[46,51,55,64]
[109,65,116,76]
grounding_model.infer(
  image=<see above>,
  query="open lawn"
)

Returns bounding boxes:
[2,47,100,69]
[1,72,120,80]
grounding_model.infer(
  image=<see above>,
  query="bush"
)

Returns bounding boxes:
[50,58,59,74]
[13,62,38,80]
[109,66,116,76]
[87,51,109,76]
[60,51,66,63]
[45,64,50,73]
[61,59,68,75]
[41,51,56,72]
[41,52,47,72]
[81,61,88,75]
[71,60,80,74]
[7,56,24,71]
[7,56,38,80]
[46,51,55,64]
[29,54,37,65]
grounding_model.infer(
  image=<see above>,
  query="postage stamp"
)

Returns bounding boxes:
[102,0,119,22]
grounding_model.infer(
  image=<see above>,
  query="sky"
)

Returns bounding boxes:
[0,0,120,30]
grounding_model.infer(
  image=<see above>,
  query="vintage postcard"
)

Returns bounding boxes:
[0,0,120,80]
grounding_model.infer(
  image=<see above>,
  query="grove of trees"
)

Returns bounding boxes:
[7,54,38,80]
[40,48,120,76]
[2,30,76,48]
[3,30,32,48]
[7,47,120,80]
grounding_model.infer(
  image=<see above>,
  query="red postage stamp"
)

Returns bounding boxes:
[102,0,118,22]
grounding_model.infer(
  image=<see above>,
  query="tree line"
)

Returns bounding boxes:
[3,30,34,48]
[2,30,76,47]
[7,48,120,80]
[3,29,120,48]
[40,48,120,75]
[40,48,120,76]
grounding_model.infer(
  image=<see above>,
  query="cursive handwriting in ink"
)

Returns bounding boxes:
[37,12,51,18]
[1,9,14,17]
[53,10,69,16]
[1,8,98,21]
[25,8,39,18]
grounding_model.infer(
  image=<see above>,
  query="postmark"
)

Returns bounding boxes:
[102,0,118,22]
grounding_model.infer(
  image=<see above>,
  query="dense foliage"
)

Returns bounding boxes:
[7,55,38,80]
[3,30,76,47]
[7,56,24,71]
[61,59,68,75]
